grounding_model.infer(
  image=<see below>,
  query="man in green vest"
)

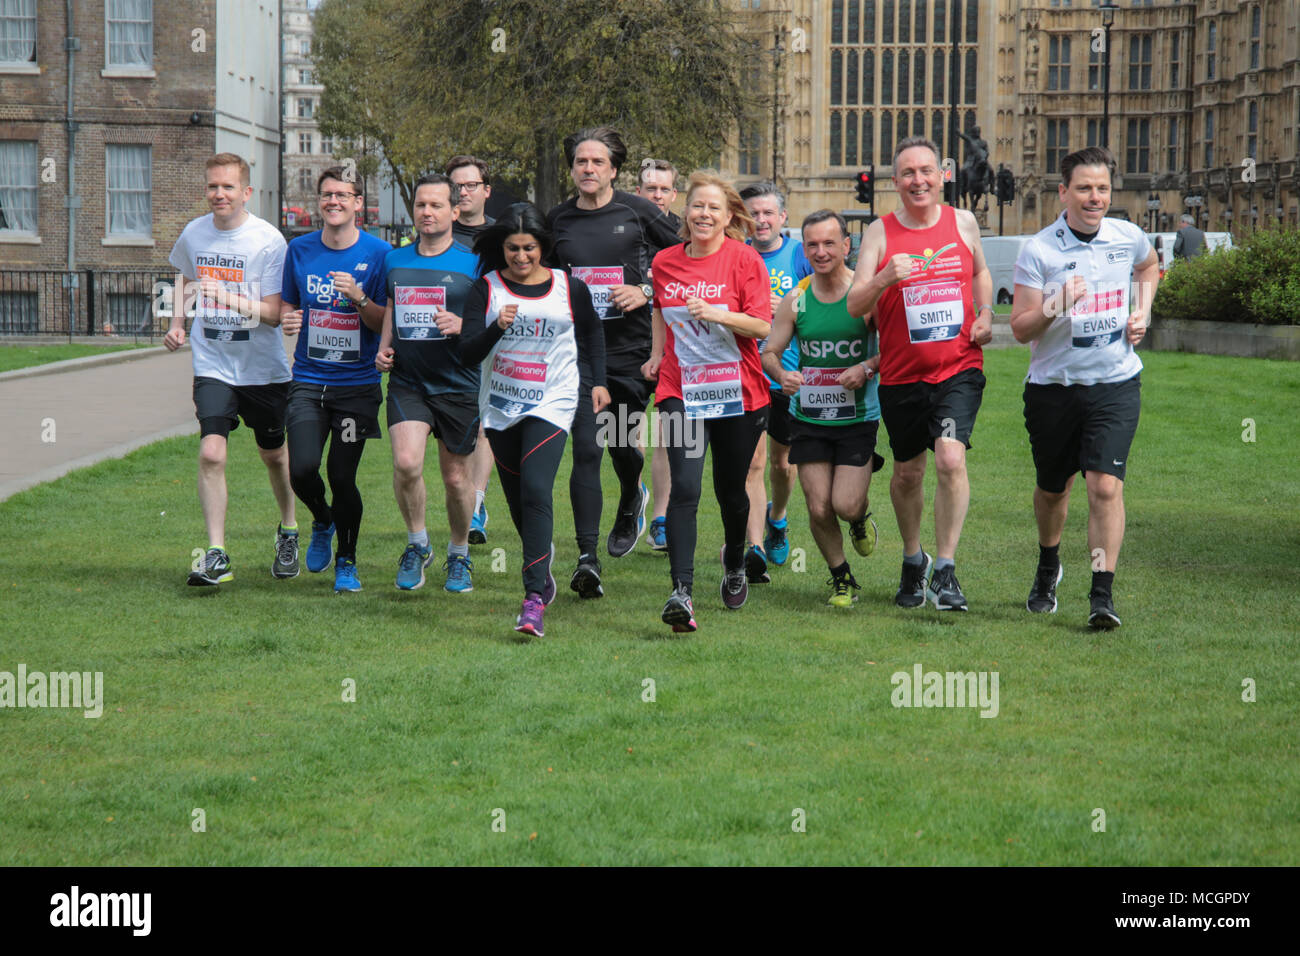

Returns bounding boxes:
[762,209,885,607]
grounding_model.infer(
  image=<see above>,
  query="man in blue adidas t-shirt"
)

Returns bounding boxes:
[375,173,482,594]
[280,166,390,593]
[741,181,812,583]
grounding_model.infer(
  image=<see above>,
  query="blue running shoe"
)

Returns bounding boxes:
[649,515,667,552]
[307,521,335,573]
[444,553,474,593]
[396,543,433,590]
[469,502,488,545]
[764,502,790,566]
[334,556,362,593]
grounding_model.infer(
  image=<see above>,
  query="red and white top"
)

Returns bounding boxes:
[651,238,772,418]
[875,205,983,386]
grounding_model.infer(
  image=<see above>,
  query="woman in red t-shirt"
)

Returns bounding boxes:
[642,171,772,633]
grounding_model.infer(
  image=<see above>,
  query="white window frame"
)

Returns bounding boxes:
[103,144,154,246]
[103,0,155,78]
[0,0,38,73]
[0,139,40,241]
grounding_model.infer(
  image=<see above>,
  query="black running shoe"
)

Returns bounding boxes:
[607,482,648,557]
[1088,590,1122,629]
[570,552,604,599]
[661,585,697,633]
[188,547,233,587]
[744,544,771,584]
[1027,563,1063,613]
[272,526,300,579]
[927,564,968,611]
[894,551,932,608]
[720,546,748,609]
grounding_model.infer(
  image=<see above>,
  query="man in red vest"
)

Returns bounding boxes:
[848,136,993,612]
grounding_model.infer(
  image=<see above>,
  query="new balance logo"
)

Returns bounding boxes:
[702,403,727,417]
[325,350,344,362]
[502,401,526,416]
[819,407,839,420]
[216,331,234,342]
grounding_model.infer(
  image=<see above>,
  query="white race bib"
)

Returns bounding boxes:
[1070,285,1126,349]
[797,367,855,422]
[307,308,361,362]
[571,266,624,320]
[394,285,447,341]
[487,351,548,421]
[665,304,745,419]
[902,280,964,343]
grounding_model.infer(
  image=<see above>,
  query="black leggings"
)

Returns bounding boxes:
[569,377,647,554]
[288,424,368,562]
[488,416,568,596]
[659,398,767,589]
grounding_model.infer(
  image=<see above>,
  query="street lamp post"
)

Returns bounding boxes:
[1100,1,1118,151]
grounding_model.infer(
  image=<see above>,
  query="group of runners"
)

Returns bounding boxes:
[166,131,1156,636]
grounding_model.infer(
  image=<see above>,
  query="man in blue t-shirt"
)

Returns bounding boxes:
[375,173,482,594]
[740,182,813,583]
[280,166,390,593]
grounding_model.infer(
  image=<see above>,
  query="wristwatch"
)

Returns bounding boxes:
[639,283,653,302]
[355,294,371,309]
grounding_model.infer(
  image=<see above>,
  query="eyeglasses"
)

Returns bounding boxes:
[320,191,359,201]
[454,181,485,192]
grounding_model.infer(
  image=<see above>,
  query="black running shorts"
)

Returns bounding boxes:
[192,376,289,449]
[788,417,886,471]
[385,379,480,456]
[877,367,986,462]
[286,381,383,440]
[1023,373,1141,493]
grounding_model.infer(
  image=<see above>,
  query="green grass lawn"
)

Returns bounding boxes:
[0,342,148,373]
[1,348,1296,865]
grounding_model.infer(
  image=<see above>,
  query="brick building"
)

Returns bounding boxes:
[0,0,280,333]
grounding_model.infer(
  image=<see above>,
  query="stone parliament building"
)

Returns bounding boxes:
[726,0,1299,236]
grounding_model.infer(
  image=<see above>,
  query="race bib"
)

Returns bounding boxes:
[307,308,361,362]
[1071,285,1126,349]
[394,285,447,341]
[571,266,624,320]
[488,352,547,420]
[797,367,855,422]
[903,280,964,343]
[681,361,743,420]
[198,299,255,342]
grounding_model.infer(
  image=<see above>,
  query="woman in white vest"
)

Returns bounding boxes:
[460,204,610,638]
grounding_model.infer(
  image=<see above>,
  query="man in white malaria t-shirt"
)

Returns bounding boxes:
[165,153,297,587]
[1010,146,1159,629]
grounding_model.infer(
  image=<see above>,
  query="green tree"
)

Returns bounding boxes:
[313,0,765,216]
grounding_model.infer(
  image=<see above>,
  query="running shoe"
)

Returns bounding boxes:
[469,502,488,545]
[334,557,362,593]
[763,503,790,566]
[188,547,233,587]
[895,551,933,609]
[396,543,434,590]
[272,526,300,579]
[648,516,667,552]
[744,544,771,584]
[515,592,545,637]
[827,572,861,607]
[927,565,969,612]
[1088,591,1122,630]
[306,521,335,573]
[721,546,749,610]
[444,553,473,593]
[661,585,697,633]
[607,482,649,557]
[570,552,604,599]
[540,542,557,606]
[849,512,878,558]
[1027,564,1064,613]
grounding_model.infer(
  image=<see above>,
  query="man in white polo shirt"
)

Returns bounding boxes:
[1010,146,1160,629]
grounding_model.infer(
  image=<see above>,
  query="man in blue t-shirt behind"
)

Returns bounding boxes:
[740,181,812,584]
[280,166,390,593]
[375,173,482,594]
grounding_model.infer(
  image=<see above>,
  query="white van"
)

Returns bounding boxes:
[1147,231,1234,273]
[981,235,1033,305]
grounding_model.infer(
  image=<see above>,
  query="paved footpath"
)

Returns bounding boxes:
[0,347,201,502]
